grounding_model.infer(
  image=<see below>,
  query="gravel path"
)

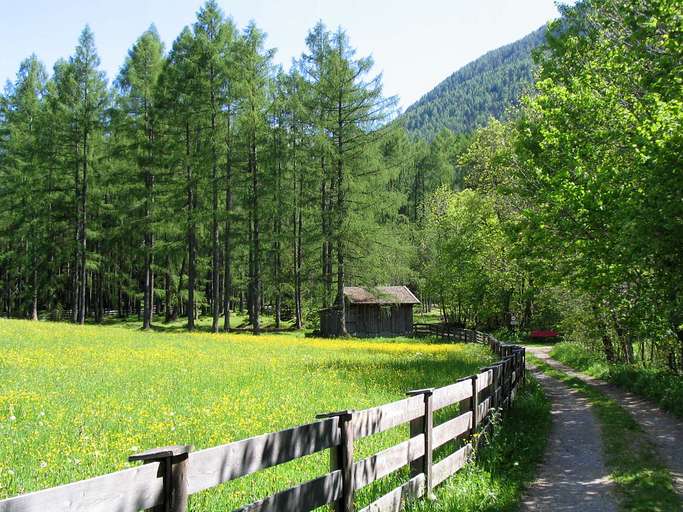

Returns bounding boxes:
[521,364,618,511]
[528,346,683,500]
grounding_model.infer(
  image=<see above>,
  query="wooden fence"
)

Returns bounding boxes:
[0,334,525,512]
[412,323,490,344]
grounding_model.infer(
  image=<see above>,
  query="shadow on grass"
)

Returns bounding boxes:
[99,315,303,336]
[306,348,492,399]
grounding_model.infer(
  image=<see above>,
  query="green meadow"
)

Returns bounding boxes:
[0,319,498,509]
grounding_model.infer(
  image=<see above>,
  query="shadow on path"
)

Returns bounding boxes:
[528,346,683,500]
[521,365,618,512]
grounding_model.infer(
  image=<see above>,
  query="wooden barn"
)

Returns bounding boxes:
[320,286,420,337]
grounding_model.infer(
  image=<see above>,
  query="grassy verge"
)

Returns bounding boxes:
[406,375,551,512]
[550,342,683,419]
[528,355,681,512]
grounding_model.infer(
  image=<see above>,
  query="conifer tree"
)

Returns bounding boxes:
[69,26,109,324]
[193,1,236,332]
[115,26,164,329]
[235,22,274,334]
[0,56,47,320]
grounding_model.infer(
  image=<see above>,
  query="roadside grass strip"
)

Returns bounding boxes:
[528,355,681,512]
[550,342,683,419]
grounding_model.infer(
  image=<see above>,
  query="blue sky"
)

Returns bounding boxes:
[0,0,563,109]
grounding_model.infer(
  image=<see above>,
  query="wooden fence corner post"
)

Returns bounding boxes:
[129,445,193,512]
[317,410,355,512]
[407,387,435,500]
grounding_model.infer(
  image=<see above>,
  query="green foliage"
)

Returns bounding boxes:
[420,187,515,328]
[442,0,683,372]
[550,342,610,376]
[401,26,545,140]
[0,3,417,332]
[513,0,683,366]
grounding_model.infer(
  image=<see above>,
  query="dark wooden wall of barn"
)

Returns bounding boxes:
[320,304,414,337]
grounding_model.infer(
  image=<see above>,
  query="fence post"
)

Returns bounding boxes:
[470,374,479,440]
[501,357,510,409]
[317,410,355,512]
[129,445,192,512]
[516,349,521,385]
[407,388,435,500]
[506,356,514,406]
[489,364,498,410]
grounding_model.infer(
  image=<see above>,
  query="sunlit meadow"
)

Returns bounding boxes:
[0,319,492,509]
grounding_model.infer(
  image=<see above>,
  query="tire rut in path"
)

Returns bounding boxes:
[529,346,683,500]
[521,365,618,512]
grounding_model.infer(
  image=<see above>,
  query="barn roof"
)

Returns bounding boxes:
[344,286,420,305]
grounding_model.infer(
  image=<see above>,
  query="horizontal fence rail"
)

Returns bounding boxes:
[0,333,525,512]
[412,324,490,344]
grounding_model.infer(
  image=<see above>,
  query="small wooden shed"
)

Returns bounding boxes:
[320,286,421,337]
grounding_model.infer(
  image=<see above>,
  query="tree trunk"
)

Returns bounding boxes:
[321,158,332,310]
[211,102,220,333]
[72,151,80,324]
[164,266,172,323]
[142,176,154,329]
[143,236,153,330]
[293,159,303,330]
[612,312,633,363]
[31,267,38,321]
[223,129,233,332]
[274,132,282,330]
[186,121,195,331]
[250,133,260,335]
[602,334,616,363]
[78,127,88,325]
[335,96,347,337]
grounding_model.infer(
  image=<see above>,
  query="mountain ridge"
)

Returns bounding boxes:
[401,25,547,140]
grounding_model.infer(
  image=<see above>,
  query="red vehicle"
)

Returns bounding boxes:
[530,329,560,341]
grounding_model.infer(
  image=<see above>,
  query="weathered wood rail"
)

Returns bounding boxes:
[413,323,489,343]
[0,333,525,512]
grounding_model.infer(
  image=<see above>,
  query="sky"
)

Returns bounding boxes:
[0,0,563,110]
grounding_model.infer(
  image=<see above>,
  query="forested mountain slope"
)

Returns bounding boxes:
[401,26,546,139]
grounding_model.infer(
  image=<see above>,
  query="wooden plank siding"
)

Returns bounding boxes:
[0,334,525,512]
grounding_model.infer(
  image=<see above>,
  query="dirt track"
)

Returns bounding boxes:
[528,346,683,500]
[520,363,618,511]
